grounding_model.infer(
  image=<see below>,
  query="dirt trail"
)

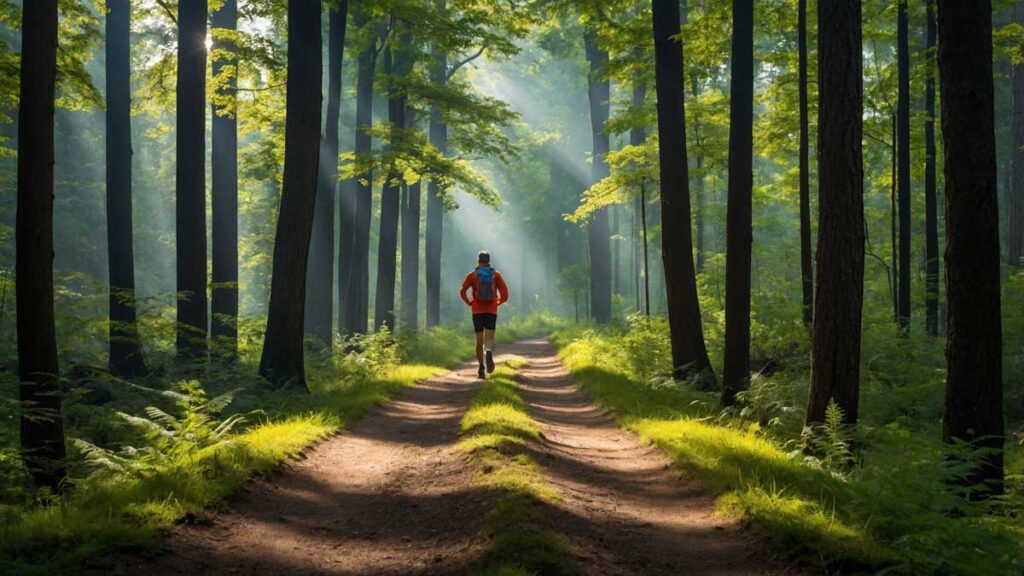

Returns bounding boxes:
[514,338,797,576]
[122,359,495,575]
[121,339,796,575]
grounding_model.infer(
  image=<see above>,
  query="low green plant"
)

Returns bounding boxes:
[72,381,253,480]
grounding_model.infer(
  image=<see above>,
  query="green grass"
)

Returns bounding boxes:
[0,362,448,576]
[458,361,573,576]
[553,330,1024,576]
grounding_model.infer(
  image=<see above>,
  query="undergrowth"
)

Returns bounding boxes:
[458,359,574,576]
[552,324,1024,576]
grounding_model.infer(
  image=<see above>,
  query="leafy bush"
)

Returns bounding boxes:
[620,314,672,384]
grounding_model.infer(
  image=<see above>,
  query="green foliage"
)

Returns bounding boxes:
[553,328,1024,575]
[801,400,855,474]
[72,382,253,480]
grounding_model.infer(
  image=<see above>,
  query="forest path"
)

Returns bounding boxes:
[513,338,795,576]
[122,339,795,575]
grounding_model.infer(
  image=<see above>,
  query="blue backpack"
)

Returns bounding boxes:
[476,267,496,302]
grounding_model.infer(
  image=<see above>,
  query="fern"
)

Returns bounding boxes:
[74,381,258,480]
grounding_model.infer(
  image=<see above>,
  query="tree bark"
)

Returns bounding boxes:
[306,0,348,347]
[924,1,939,335]
[343,11,376,336]
[17,0,65,491]
[401,177,421,331]
[176,0,209,361]
[722,0,753,407]
[806,0,864,426]
[375,38,410,332]
[584,29,613,324]
[937,0,1004,497]
[106,0,147,376]
[338,175,356,333]
[1010,1,1024,267]
[258,0,322,389]
[652,0,713,381]
[630,82,650,316]
[424,0,448,330]
[798,0,813,327]
[897,0,911,331]
[211,0,238,358]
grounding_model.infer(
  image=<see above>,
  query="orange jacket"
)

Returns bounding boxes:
[460,267,509,315]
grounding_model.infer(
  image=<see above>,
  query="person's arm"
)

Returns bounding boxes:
[496,273,510,306]
[460,273,473,306]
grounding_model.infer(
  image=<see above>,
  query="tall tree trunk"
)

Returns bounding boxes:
[176,0,209,361]
[798,0,813,327]
[258,0,322,389]
[584,30,613,324]
[375,38,410,332]
[211,0,238,358]
[425,0,447,329]
[1010,1,1024,267]
[401,176,421,332]
[924,1,939,335]
[306,0,348,347]
[17,0,65,490]
[722,0,754,407]
[805,0,864,426]
[343,11,376,336]
[897,0,911,331]
[890,115,899,321]
[937,0,1004,497]
[338,176,356,333]
[106,0,147,376]
[652,0,713,381]
[631,82,650,316]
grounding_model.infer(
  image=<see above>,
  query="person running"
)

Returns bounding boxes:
[460,251,509,379]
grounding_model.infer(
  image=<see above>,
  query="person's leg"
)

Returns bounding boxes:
[473,314,486,378]
[483,314,497,373]
[475,331,485,367]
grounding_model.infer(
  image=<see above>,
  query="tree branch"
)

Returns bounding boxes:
[447,45,487,80]
[154,0,177,25]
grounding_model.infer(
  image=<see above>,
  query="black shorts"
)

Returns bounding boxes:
[472,313,497,333]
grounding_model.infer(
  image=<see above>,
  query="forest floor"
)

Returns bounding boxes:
[114,339,797,575]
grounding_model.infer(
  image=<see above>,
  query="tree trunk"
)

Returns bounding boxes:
[890,115,899,322]
[798,0,813,327]
[806,0,864,427]
[631,82,650,316]
[375,31,413,332]
[425,2,448,330]
[211,0,238,358]
[176,0,209,361]
[258,0,322,389]
[306,1,347,345]
[17,0,65,491]
[305,0,347,347]
[924,1,939,335]
[722,0,753,407]
[1010,1,1024,267]
[338,176,356,333]
[106,0,147,376]
[652,0,713,381]
[937,0,1004,497]
[897,0,911,331]
[583,29,613,324]
[343,11,376,336]
[401,177,421,331]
